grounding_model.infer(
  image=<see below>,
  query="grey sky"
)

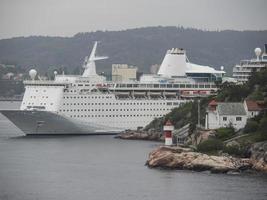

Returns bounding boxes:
[0,0,266,39]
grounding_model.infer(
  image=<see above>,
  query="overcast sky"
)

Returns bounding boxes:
[0,0,266,39]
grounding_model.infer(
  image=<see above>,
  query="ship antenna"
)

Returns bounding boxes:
[82,41,108,77]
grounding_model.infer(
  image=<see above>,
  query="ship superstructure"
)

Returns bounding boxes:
[1,42,225,135]
[233,44,267,83]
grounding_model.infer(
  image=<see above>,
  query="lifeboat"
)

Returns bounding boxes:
[199,90,210,95]
[132,91,146,96]
[163,91,177,96]
[148,91,162,96]
[114,91,130,96]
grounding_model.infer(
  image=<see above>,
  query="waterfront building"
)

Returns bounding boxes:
[206,100,248,130]
[206,99,267,130]
[244,100,266,118]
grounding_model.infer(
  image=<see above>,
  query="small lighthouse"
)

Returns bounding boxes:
[164,120,174,146]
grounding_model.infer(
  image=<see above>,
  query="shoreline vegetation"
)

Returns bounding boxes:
[117,69,267,173]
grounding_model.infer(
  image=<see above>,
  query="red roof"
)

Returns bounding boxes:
[209,99,218,106]
[245,100,263,111]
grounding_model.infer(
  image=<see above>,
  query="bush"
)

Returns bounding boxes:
[215,127,235,140]
[244,120,259,133]
[223,145,246,157]
[197,138,223,153]
[259,117,267,139]
[259,117,267,132]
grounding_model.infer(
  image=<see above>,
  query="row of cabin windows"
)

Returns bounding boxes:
[62,102,167,106]
[60,108,169,112]
[222,117,242,121]
[30,96,48,99]
[24,102,53,106]
[34,90,47,92]
[69,114,163,118]
[64,96,112,99]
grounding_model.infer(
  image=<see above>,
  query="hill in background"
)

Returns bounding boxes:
[0,26,266,75]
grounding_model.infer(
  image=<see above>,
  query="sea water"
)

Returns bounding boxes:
[0,102,267,200]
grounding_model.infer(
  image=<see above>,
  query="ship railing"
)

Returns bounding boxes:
[233,74,251,77]
[239,62,266,68]
[112,83,217,90]
[23,80,68,86]
[233,68,252,73]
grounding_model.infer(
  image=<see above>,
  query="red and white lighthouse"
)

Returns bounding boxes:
[164,120,174,146]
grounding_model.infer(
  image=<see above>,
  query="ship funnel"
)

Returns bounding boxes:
[82,42,108,77]
[265,44,267,54]
[157,48,187,77]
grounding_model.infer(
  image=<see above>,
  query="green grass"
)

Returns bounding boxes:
[235,132,267,145]
[215,127,236,141]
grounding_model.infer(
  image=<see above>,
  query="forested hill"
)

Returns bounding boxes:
[0,26,266,75]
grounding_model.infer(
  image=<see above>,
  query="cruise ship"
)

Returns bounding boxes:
[1,42,225,135]
[233,44,267,83]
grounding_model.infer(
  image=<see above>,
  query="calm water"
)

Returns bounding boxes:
[0,102,267,200]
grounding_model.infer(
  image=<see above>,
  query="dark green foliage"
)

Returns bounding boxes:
[0,80,24,96]
[247,90,264,101]
[259,117,267,139]
[244,120,259,133]
[145,102,193,131]
[165,102,193,128]
[216,68,267,102]
[247,69,267,93]
[215,127,235,140]
[144,117,164,132]
[197,138,223,152]
[222,145,247,157]
[0,27,267,75]
[216,82,250,102]
[145,98,209,133]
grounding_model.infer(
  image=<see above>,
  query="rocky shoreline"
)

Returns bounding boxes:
[146,145,267,173]
[249,142,267,172]
[115,130,164,141]
[116,130,267,173]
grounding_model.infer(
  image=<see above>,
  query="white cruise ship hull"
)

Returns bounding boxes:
[0,110,122,135]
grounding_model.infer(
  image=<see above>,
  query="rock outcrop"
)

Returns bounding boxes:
[146,146,252,173]
[249,141,267,172]
[115,129,164,141]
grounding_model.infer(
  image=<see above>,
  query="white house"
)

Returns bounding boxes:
[206,100,248,130]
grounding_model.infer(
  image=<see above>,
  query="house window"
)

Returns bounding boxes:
[236,117,242,121]
[223,117,227,121]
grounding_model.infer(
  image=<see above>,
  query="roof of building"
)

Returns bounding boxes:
[209,99,218,106]
[217,103,247,116]
[245,100,263,111]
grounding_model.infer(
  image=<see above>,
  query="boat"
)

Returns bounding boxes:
[232,45,267,83]
[0,43,225,135]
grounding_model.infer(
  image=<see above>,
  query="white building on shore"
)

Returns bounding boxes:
[206,100,247,130]
[206,99,266,130]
